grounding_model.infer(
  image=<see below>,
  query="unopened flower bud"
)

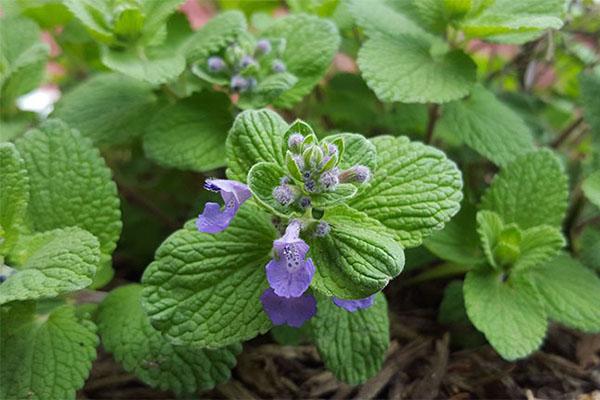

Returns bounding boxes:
[240,55,256,69]
[255,39,272,55]
[304,145,324,170]
[272,184,296,206]
[288,133,304,153]
[272,59,286,73]
[314,221,330,237]
[319,170,339,191]
[230,75,249,92]
[339,165,371,184]
[327,143,338,155]
[247,77,257,90]
[207,56,225,73]
[304,179,317,193]
[298,196,311,209]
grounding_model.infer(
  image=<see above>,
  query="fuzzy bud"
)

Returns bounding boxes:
[298,196,311,209]
[288,133,304,153]
[207,56,225,73]
[240,55,256,69]
[319,169,339,191]
[304,179,317,193]
[327,143,338,155]
[339,165,371,184]
[255,39,272,55]
[272,184,296,206]
[230,75,249,92]
[303,145,324,170]
[272,59,286,73]
[314,221,330,237]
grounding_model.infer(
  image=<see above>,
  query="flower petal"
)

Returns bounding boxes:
[266,257,316,298]
[260,288,316,327]
[332,295,375,312]
[196,202,235,233]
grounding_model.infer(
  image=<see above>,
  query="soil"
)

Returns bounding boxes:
[79,280,600,400]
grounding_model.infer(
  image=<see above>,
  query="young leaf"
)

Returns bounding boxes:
[143,93,233,172]
[140,0,186,38]
[310,184,358,208]
[526,254,600,332]
[582,170,600,209]
[98,284,241,394]
[0,227,100,305]
[308,205,404,299]
[248,162,299,217]
[323,133,377,173]
[311,293,389,385]
[436,85,535,166]
[52,73,157,145]
[348,136,463,248]
[261,14,340,108]
[476,210,506,269]
[357,32,476,103]
[0,143,29,255]
[63,0,114,44]
[15,120,122,254]
[0,303,98,400]
[226,109,288,182]
[142,204,277,348]
[101,46,186,85]
[480,150,568,229]
[237,72,298,109]
[514,225,565,271]
[464,268,547,360]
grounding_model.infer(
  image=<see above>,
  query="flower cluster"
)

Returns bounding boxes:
[195,175,376,327]
[199,38,287,93]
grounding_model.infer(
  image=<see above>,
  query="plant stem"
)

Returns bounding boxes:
[402,263,471,286]
[551,116,584,148]
[425,103,440,144]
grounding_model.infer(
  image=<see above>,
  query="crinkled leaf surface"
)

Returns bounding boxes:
[0,227,99,304]
[515,225,565,271]
[226,109,288,181]
[309,205,404,299]
[0,303,98,400]
[476,210,506,269]
[183,11,247,62]
[101,46,186,85]
[348,136,463,248]
[480,150,568,229]
[311,293,389,385]
[15,120,122,254]
[526,254,600,332]
[142,204,276,348]
[143,93,233,172]
[464,268,547,360]
[324,132,377,173]
[248,162,298,217]
[348,0,430,40]
[261,14,340,108]
[98,284,241,394]
[358,32,476,104]
[0,143,29,255]
[437,85,534,166]
[53,73,157,145]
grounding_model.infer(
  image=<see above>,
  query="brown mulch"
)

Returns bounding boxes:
[79,281,600,400]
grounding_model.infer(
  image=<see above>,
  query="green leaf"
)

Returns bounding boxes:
[348,0,430,40]
[271,324,311,346]
[16,0,73,29]
[0,143,29,255]
[324,133,377,173]
[143,93,233,172]
[438,280,467,324]
[579,71,600,142]
[141,204,277,348]
[476,210,514,269]
[0,303,98,400]
[311,293,389,385]
[311,184,358,208]
[0,227,100,304]
[15,119,122,254]
[237,72,298,109]
[426,201,485,266]
[53,73,157,145]
[98,284,241,394]
[582,170,600,209]
[63,0,114,44]
[348,136,463,248]
[183,11,247,62]
[101,46,186,85]
[464,268,547,360]
[460,0,564,44]
[308,205,404,299]
[515,225,565,271]
[140,0,186,39]
[480,150,568,229]
[226,109,288,181]
[248,162,299,216]
[579,227,600,272]
[436,85,534,166]
[0,16,49,107]
[357,32,476,104]
[526,254,600,332]
[261,14,340,108]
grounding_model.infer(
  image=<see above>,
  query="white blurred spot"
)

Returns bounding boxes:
[16,85,61,118]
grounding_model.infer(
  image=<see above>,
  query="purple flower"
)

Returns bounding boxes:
[256,39,272,55]
[272,184,296,206]
[319,170,339,190]
[260,288,316,327]
[265,220,315,298]
[240,55,256,69]
[230,75,249,92]
[196,179,251,234]
[288,133,304,152]
[207,56,225,73]
[314,221,330,237]
[339,165,371,184]
[272,59,286,73]
[332,295,375,312]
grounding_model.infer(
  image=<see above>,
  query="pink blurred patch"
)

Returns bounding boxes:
[533,63,556,89]
[180,0,214,30]
[468,39,519,59]
[273,6,289,17]
[46,61,66,79]
[333,53,357,73]
[42,31,62,57]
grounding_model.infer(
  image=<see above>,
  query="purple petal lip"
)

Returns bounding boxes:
[332,295,375,312]
[196,179,251,234]
[260,288,317,328]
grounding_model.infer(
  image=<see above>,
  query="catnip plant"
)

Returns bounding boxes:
[1,0,600,398]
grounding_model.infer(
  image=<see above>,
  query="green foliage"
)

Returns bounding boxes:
[311,293,389,384]
[0,143,29,254]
